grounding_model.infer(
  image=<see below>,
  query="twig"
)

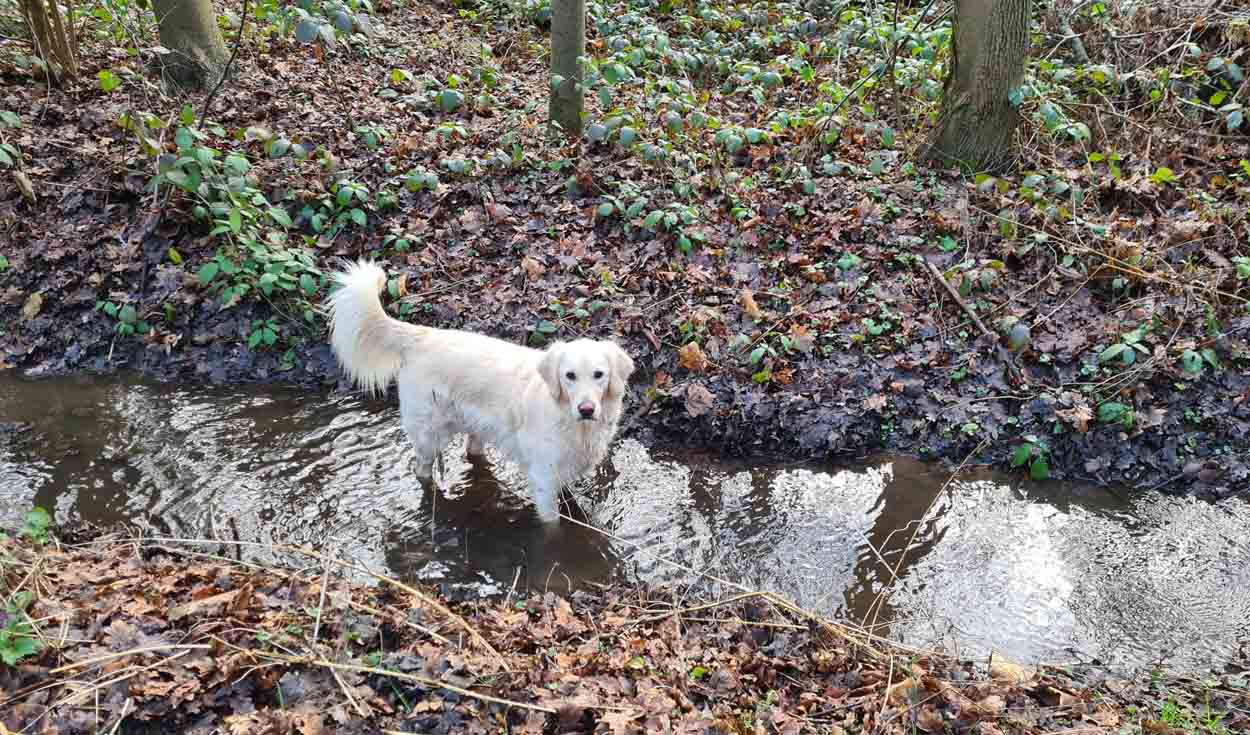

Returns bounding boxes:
[311,541,334,644]
[923,257,994,340]
[248,650,557,714]
[634,591,770,623]
[48,644,211,675]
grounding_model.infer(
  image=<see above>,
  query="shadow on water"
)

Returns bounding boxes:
[1,373,1247,673]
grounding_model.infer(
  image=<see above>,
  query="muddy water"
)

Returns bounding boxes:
[2,374,1248,673]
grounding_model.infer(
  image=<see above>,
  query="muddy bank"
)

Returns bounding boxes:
[3,260,1248,501]
[2,530,1247,735]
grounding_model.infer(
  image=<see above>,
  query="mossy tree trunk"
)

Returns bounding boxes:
[921,0,1031,172]
[548,0,585,138]
[152,0,230,90]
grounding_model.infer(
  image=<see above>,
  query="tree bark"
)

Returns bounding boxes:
[18,0,79,80]
[548,0,585,137]
[152,0,230,90]
[921,0,1031,172]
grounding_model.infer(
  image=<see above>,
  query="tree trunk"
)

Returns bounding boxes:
[18,0,79,80]
[548,0,585,137]
[921,0,1031,172]
[152,0,230,90]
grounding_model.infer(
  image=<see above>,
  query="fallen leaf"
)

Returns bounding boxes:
[21,292,42,321]
[916,705,944,732]
[862,394,888,412]
[788,323,815,353]
[1056,404,1093,433]
[685,382,714,417]
[520,256,546,280]
[989,650,1033,685]
[740,288,763,320]
[886,676,921,705]
[678,342,708,373]
[13,170,36,203]
[169,588,245,621]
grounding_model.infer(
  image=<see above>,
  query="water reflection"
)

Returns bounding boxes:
[1,373,1247,673]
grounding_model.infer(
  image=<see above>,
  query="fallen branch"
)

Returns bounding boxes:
[48,644,211,676]
[923,257,994,340]
[923,257,1024,384]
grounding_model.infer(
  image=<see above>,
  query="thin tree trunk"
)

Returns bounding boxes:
[19,0,79,80]
[548,0,585,137]
[151,0,231,90]
[921,0,1031,172]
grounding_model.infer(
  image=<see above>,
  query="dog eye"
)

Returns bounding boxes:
[593,371,604,379]
[565,371,576,381]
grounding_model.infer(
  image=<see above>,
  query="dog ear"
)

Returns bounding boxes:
[605,341,635,398]
[538,342,565,402]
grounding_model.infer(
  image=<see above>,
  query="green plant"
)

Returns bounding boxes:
[1010,436,1050,480]
[97,69,121,92]
[1097,401,1134,430]
[1,591,42,666]
[94,300,149,337]
[1098,325,1152,367]
[0,110,21,169]
[21,507,51,546]
[248,318,280,349]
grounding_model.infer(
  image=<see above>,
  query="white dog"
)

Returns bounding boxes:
[325,260,635,524]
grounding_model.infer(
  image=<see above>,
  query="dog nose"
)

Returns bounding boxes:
[578,401,596,418]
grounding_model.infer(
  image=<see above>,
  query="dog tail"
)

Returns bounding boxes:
[325,259,421,395]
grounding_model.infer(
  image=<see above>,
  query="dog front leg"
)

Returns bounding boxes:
[527,471,562,524]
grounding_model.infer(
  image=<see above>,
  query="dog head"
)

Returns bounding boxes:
[539,339,636,421]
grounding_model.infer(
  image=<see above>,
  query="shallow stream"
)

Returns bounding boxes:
[2,374,1247,674]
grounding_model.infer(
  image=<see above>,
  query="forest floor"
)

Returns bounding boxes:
[3,529,1249,735]
[1,0,1249,494]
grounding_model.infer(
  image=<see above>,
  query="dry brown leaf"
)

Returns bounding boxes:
[21,292,42,321]
[740,288,763,320]
[601,709,642,735]
[862,394,888,412]
[678,342,708,373]
[886,676,921,705]
[916,706,945,732]
[1056,404,1093,433]
[521,256,546,280]
[788,323,815,353]
[1087,705,1120,727]
[168,588,244,621]
[685,382,714,417]
[989,651,1033,685]
[13,170,36,203]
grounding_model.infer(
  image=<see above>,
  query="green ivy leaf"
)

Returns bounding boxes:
[198,261,220,285]
[1029,456,1050,480]
[97,69,121,93]
[1098,343,1128,364]
[269,208,292,228]
[1011,444,1032,468]
[1097,402,1131,424]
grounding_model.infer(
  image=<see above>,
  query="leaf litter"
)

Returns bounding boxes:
[3,530,1247,734]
